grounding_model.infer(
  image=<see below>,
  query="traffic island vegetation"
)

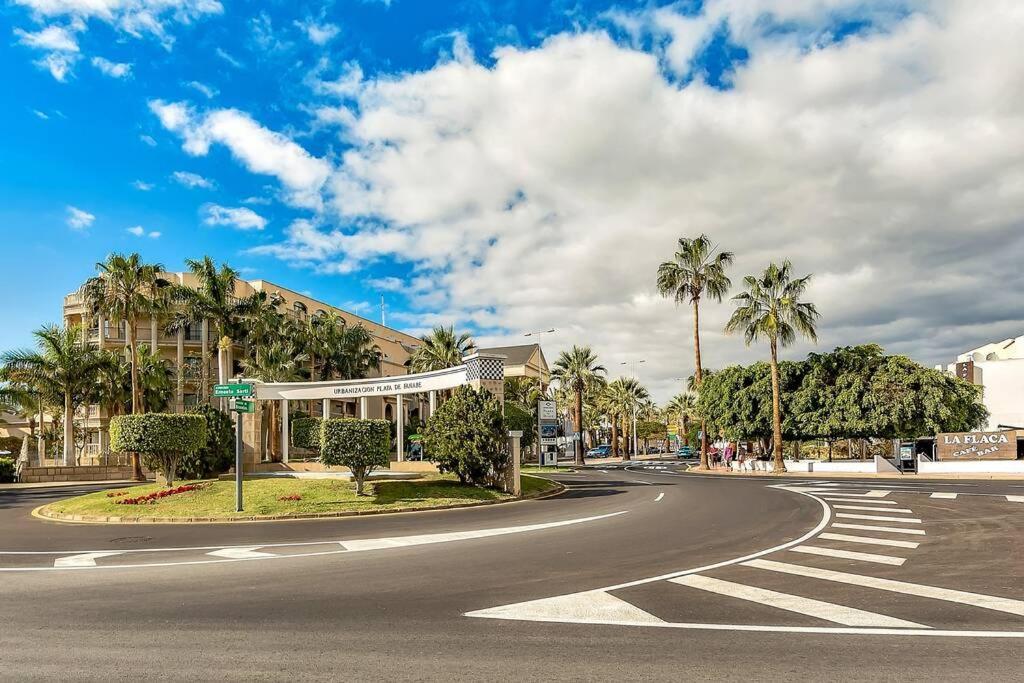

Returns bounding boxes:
[38,474,559,521]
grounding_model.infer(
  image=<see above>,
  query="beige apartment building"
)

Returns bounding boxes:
[63,273,423,462]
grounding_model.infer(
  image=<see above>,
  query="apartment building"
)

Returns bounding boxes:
[63,273,422,460]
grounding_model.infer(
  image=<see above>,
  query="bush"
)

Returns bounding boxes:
[110,413,207,487]
[291,417,322,451]
[0,436,23,456]
[320,418,391,495]
[422,385,508,486]
[0,457,15,483]
[503,402,535,451]
[178,405,235,479]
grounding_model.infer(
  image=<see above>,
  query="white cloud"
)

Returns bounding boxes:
[126,225,145,236]
[365,276,405,292]
[66,205,94,230]
[171,170,215,189]
[295,17,339,45]
[91,56,131,78]
[14,25,79,52]
[202,204,268,230]
[150,100,331,209]
[242,195,272,205]
[215,47,242,68]
[139,134,157,146]
[132,180,154,190]
[32,109,49,120]
[185,80,217,98]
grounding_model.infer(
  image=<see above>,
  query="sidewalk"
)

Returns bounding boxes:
[0,480,137,491]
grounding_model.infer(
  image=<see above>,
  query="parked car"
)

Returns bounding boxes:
[586,444,611,457]
[675,445,694,458]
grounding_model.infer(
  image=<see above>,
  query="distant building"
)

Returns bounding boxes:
[938,335,1024,431]
[478,344,550,387]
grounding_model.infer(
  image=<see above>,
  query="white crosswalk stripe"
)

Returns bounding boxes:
[833,505,914,513]
[818,533,920,549]
[930,492,958,499]
[1007,495,1024,503]
[789,545,906,566]
[820,497,898,505]
[835,513,922,524]
[207,547,276,560]
[743,559,1024,617]
[831,523,926,535]
[669,574,925,628]
[53,552,124,568]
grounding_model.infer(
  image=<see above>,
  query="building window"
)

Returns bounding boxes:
[184,394,199,407]
[184,324,202,342]
[293,301,308,316]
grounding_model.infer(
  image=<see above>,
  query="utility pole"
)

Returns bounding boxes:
[380,295,387,327]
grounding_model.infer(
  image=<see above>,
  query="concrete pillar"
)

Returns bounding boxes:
[322,398,330,419]
[429,390,436,416]
[176,328,184,412]
[506,432,522,496]
[396,394,404,462]
[97,313,105,350]
[359,396,368,419]
[282,399,290,463]
[150,318,158,348]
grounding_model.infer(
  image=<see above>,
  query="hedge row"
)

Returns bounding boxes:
[319,418,390,495]
[0,457,14,483]
[292,417,322,450]
[110,413,207,487]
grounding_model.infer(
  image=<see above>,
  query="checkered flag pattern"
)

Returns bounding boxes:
[466,356,505,381]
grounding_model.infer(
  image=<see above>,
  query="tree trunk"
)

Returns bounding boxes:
[574,386,584,465]
[769,338,785,473]
[127,319,145,480]
[692,298,710,470]
[621,415,631,460]
[611,418,619,457]
[63,392,74,466]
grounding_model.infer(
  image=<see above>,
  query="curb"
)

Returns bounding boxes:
[31,475,566,525]
[675,466,1024,482]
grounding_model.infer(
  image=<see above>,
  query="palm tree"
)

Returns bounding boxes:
[137,344,175,412]
[656,235,733,470]
[666,391,698,446]
[241,341,309,459]
[726,260,820,473]
[552,346,606,465]
[409,325,475,373]
[170,257,263,392]
[1,325,109,465]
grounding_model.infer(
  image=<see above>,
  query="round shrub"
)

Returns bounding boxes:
[291,416,322,451]
[177,405,235,479]
[422,385,508,486]
[110,413,206,487]
[0,457,15,483]
[319,418,391,495]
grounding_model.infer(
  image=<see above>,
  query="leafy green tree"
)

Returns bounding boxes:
[409,325,475,373]
[137,344,175,413]
[666,391,698,446]
[603,377,647,459]
[319,418,391,495]
[110,413,206,486]
[1,325,109,466]
[726,261,820,472]
[657,234,734,470]
[178,404,235,479]
[552,346,606,465]
[503,402,535,451]
[422,385,507,486]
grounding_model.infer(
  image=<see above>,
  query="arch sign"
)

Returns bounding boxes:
[253,365,469,401]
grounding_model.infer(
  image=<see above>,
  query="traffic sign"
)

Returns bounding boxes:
[214,383,253,398]
[233,399,255,413]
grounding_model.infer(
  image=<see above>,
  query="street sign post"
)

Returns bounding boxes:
[214,383,254,398]
[537,400,559,467]
[232,399,255,413]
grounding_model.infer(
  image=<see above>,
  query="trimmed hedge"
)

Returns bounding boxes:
[0,457,14,483]
[110,413,207,487]
[178,405,235,479]
[291,417,322,450]
[319,418,391,495]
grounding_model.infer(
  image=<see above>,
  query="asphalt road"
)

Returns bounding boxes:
[1,464,1022,681]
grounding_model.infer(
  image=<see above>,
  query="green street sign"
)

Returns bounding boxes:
[214,383,254,398]
[233,399,255,413]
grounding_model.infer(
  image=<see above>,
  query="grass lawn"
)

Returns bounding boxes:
[41,474,559,520]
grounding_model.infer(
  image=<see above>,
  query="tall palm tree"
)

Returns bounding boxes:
[552,346,606,465]
[666,391,698,446]
[726,260,820,473]
[137,344,175,412]
[241,341,309,459]
[409,325,475,373]
[170,257,263,391]
[656,235,733,470]
[1,325,109,466]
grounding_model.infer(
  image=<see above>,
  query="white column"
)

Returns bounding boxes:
[429,391,437,416]
[396,395,404,462]
[150,318,158,348]
[359,396,368,419]
[322,398,330,419]
[281,399,290,464]
[97,313,105,350]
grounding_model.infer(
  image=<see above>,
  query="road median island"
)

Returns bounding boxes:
[675,466,1024,481]
[34,473,563,524]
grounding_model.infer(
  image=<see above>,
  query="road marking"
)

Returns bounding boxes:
[654,492,665,502]
[832,523,925,535]
[1007,496,1024,503]
[207,547,276,560]
[628,479,654,486]
[820,497,898,505]
[835,513,921,524]
[598,470,609,474]
[833,505,914,514]
[930,492,958,499]
[744,559,1024,617]
[53,552,123,568]
[790,545,906,566]
[465,590,664,625]
[669,574,924,627]
[864,490,891,498]
[819,533,920,549]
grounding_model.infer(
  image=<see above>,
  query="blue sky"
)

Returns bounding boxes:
[3,1,1021,401]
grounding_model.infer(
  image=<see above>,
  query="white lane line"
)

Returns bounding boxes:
[820,497,898,505]
[790,545,906,566]
[819,533,920,549]
[654,492,665,502]
[53,552,123,568]
[669,574,924,628]
[628,479,654,486]
[744,559,1024,617]
[833,505,914,514]
[2,511,627,572]
[1007,495,1024,503]
[832,523,925,536]
[207,547,276,560]
[835,513,922,524]
[598,470,609,474]
[930,492,958,499]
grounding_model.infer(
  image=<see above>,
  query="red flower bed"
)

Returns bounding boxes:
[278,493,302,501]
[115,483,204,505]
[106,490,130,498]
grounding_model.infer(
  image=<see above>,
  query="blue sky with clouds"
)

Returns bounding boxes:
[3,1,1022,400]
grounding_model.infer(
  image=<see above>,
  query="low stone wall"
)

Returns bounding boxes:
[19,465,136,483]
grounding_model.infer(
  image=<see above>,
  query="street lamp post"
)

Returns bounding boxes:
[621,359,646,458]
